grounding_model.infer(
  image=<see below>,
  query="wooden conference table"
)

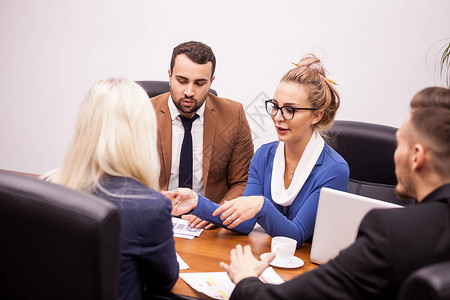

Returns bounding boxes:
[172,227,318,299]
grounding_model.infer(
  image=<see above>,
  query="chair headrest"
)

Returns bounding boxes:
[0,170,121,299]
[325,120,398,186]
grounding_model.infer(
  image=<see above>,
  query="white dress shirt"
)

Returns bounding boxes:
[167,95,205,195]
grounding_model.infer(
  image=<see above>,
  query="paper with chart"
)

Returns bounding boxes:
[172,217,204,239]
[179,267,284,299]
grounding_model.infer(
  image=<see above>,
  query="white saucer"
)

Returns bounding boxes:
[260,252,304,269]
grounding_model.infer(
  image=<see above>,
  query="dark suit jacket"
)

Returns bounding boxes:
[94,175,179,300]
[151,92,254,203]
[231,184,450,300]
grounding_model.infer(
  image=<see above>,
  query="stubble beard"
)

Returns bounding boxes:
[395,187,413,200]
[175,97,199,114]
[174,95,207,115]
[394,174,415,200]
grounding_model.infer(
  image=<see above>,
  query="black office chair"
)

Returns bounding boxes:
[397,261,450,300]
[136,80,217,98]
[0,170,121,300]
[324,120,414,205]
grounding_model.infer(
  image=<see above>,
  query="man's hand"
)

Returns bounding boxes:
[220,244,275,284]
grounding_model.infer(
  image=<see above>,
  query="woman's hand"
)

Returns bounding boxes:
[162,188,198,216]
[220,244,275,284]
[212,196,264,228]
[181,215,218,230]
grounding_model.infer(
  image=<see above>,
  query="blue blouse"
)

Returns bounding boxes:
[192,141,349,245]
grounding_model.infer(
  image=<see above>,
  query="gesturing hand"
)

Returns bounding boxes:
[212,196,264,228]
[162,188,198,216]
[220,244,275,284]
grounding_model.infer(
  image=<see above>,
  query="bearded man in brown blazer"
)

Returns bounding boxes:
[151,41,254,229]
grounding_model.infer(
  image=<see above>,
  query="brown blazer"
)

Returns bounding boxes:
[151,92,254,204]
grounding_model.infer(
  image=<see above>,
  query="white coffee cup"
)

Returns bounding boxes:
[271,236,297,265]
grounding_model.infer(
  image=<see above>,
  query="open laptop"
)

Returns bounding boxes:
[310,187,402,265]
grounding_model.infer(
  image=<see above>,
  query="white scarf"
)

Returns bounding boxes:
[271,130,324,206]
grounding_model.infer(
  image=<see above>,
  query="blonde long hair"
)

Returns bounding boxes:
[48,78,160,192]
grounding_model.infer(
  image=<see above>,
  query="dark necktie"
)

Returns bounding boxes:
[179,114,199,189]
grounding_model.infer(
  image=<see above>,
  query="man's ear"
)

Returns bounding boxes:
[210,75,215,85]
[311,110,324,125]
[168,69,172,78]
[412,144,425,171]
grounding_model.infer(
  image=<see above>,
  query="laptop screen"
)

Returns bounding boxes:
[310,187,402,265]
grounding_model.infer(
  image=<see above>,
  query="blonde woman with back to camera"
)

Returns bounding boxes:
[45,78,179,300]
[170,54,350,247]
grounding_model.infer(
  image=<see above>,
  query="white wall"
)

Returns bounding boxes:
[1,0,449,174]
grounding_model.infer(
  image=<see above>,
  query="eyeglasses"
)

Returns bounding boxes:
[264,100,315,120]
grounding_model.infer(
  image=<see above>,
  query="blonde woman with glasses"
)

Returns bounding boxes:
[169,54,349,247]
[45,78,178,299]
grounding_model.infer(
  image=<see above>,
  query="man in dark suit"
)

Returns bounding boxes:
[221,87,450,299]
[151,41,254,229]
